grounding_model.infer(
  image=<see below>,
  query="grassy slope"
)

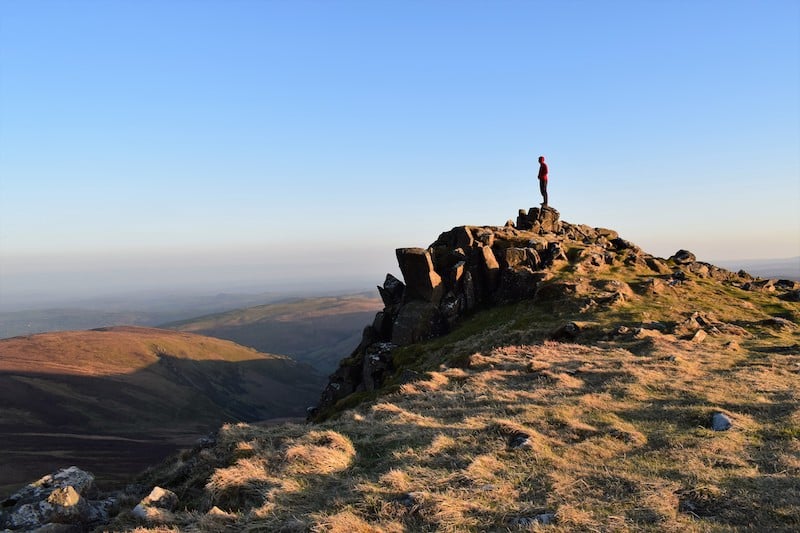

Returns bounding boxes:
[163,295,383,373]
[0,327,325,494]
[109,251,799,531]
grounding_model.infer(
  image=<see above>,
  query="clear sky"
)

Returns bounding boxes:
[1,0,798,303]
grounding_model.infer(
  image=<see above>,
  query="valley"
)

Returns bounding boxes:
[0,327,324,494]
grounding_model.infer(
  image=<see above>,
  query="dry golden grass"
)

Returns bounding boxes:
[110,257,800,532]
[284,430,356,475]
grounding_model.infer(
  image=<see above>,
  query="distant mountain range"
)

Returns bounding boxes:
[0,326,325,494]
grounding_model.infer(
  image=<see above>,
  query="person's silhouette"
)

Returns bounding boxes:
[537,155,549,206]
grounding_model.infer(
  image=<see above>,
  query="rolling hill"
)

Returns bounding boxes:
[0,326,325,494]
[163,294,383,374]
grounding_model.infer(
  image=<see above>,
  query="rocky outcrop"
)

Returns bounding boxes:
[0,467,115,532]
[309,207,793,418]
[313,207,617,416]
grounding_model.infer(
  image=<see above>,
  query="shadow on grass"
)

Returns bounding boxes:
[0,355,325,494]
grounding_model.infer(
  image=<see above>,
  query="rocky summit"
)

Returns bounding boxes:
[3,207,799,532]
[312,206,774,419]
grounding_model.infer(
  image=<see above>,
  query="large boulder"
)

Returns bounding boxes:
[670,249,696,264]
[0,467,114,532]
[396,248,444,304]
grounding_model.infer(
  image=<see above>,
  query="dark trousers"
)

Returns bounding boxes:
[539,179,548,206]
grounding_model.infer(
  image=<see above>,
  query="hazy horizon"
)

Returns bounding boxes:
[2,250,798,314]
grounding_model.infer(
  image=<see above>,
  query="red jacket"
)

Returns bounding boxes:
[538,162,548,181]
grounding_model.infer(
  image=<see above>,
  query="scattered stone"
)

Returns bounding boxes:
[595,227,619,240]
[549,322,581,342]
[717,323,750,337]
[742,279,777,292]
[687,262,711,277]
[395,492,422,508]
[645,256,672,274]
[776,279,800,290]
[593,279,634,297]
[671,270,689,282]
[510,513,556,527]
[196,432,217,448]
[670,249,696,264]
[762,317,796,330]
[613,325,630,337]
[131,486,178,524]
[130,505,174,523]
[711,412,732,431]
[206,506,236,519]
[579,298,598,313]
[508,432,532,449]
[781,289,800,302]
[611,237,639,251]
[140,486,178,511]
[0,467,114,532]
[692,330,708,343]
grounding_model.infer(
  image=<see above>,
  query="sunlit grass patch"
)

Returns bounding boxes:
[284,430,356,475]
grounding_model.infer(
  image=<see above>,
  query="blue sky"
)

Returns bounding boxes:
[1,0,798,300]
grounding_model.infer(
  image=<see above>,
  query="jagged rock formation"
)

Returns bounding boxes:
[312,206,792,417]
[0,467,115,532]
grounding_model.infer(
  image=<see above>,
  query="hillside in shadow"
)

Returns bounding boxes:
[164,294,382,373]
[0,328,326,494]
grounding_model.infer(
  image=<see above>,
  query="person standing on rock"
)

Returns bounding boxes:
[537,155,549,206]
